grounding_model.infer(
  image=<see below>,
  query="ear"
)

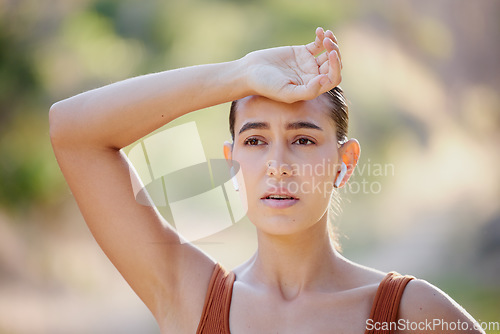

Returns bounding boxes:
[336,138,360,188]
[223,141,233,165]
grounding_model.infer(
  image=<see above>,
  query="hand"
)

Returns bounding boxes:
[243,27,342,103]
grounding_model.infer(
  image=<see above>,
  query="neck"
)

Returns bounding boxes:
[245,214,344,300]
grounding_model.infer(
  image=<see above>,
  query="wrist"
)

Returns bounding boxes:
[228,56,255,99]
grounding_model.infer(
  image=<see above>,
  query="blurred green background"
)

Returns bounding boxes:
[0,0,499,333]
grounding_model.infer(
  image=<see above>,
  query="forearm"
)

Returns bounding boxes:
[49,59,250,150]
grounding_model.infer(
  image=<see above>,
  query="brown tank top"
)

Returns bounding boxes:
[196,263,414,334]
[364,271,415,334]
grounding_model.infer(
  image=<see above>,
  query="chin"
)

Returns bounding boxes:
[248,211,316,236]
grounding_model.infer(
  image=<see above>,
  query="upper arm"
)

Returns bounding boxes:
[51,140,216,327]
[397,278,485,334]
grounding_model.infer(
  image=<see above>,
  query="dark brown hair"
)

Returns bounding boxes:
[229,86,349,143]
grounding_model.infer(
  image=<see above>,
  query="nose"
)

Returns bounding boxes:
[266,146,293,177]
[266,159,293,177]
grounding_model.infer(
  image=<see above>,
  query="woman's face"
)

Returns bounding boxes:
[228,95,342,236]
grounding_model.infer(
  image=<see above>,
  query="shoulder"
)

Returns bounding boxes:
[396,278,484,333]
[335,256,390,288]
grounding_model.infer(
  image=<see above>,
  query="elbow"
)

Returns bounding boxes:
[49,100,72,147]
[49,101,63,146]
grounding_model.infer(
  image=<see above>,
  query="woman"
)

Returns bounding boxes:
[50,28,484,333]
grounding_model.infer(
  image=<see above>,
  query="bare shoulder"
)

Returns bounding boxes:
[397,278,485,333]
[339,257,389,289]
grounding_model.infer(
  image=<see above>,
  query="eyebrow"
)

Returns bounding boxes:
[238,121,323,135]
[286,121,323,131]
[238,122,269,135]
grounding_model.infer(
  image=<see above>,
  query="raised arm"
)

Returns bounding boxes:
[49,28,341,332]
[50,27,341,149]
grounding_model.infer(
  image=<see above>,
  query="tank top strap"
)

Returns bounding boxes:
[365,271,415,334]
[196,263,235,334]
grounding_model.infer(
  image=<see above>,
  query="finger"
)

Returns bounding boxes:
[305,27,325,55]
[323,37,342,66]
[325,30,338,45]
[319,58,329,74]
[290,73,337,102]
[289,76,325,101]
[310,74,337,97]
[318,52,341,82]
[305,27,325,56]
[327,50,342,86]
[315,38,337,66]
[316,27,325,40]
[325,31,343,68]
[315,51,329,67]
[316,38,341,70]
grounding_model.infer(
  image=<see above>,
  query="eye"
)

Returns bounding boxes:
[244,137,266,146]
[293,137,316,145]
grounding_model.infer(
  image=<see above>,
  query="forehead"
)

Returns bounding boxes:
[234,95,334,132]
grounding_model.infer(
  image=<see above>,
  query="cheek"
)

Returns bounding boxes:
[232,149,266,180]
[238,163,264,197]
[232,155,263,202]
[293,147,339,177]
[290,152,339,199]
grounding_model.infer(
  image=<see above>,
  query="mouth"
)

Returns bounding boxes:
[260,191,299,209]
[262,194,298,200]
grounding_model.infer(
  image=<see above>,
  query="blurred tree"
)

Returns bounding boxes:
[0,3,52,215]
[0,1,498,333]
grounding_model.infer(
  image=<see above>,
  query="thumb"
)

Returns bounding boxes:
[288,74,332,101]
